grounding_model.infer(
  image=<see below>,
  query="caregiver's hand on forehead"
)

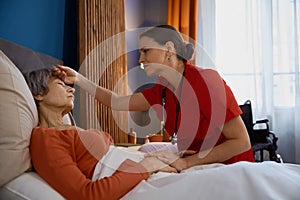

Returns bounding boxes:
[52,65,78,85]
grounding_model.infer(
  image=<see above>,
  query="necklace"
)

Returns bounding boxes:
[161,67,186,145]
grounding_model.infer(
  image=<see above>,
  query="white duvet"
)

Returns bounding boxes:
[123,161,300,200]
[2,146,300,200]
[94,146,300,200]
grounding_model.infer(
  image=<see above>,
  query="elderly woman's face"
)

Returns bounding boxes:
[37,76,75,114]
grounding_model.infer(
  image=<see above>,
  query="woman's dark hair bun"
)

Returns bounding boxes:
[184,43,194,61]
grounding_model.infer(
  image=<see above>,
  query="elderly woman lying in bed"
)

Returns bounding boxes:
[22,67,177,200]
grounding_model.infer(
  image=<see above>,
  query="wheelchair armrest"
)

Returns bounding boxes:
[268,131,278,143]
[269,131,278,150]
[268,131,276,137]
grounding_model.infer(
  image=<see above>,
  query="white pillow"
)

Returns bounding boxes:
[0,50,38,186]
[138,142,178,153]
[1,172,65,200]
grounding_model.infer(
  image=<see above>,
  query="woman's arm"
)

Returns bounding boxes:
[53,65,150,111]
[183,116,251,167]
[148,116,252,171]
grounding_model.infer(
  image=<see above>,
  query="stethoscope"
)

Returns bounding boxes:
[161,67,185,145]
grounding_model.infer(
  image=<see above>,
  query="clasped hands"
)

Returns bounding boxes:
[144,149,197,173]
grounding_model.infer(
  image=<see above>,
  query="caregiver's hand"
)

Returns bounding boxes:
[140,156,177,174]
[145,150,186,172]
[52,65,77,85]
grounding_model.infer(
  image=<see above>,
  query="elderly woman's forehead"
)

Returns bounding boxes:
[49,74,63,82]
[139,36,165,49]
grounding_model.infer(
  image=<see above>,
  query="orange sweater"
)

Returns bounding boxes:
[30,127,149,200]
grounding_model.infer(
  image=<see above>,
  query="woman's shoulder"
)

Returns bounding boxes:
[185,63,222,86]
[33,126,107,134]
[32,126,113,142]
[186,62,220,76]
[31,126,81,139]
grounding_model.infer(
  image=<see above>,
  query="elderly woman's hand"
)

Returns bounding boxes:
[52,65,77,85]
[140,156,177,174]
[145,150,190,172]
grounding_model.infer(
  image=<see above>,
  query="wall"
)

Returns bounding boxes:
[125,0,168,91]
[0,0,77,67]
[124,0,168,142]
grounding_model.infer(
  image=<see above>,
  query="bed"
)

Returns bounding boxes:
[1,38,300,200]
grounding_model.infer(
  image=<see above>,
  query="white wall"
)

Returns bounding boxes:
[124,0,168,143]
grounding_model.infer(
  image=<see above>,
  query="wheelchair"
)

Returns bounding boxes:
[239,100,282,163]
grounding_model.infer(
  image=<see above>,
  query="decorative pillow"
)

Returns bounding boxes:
[138,142,179,153]
[0,50,38,186]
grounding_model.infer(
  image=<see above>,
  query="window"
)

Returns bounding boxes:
[214,0,299,109]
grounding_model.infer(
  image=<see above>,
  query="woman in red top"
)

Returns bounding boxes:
[23,68,176,200]
[54,24,254,172]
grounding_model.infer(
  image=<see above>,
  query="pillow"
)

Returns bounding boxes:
[0,50,38,186]
[0,172,65,200]
[138,142,179,153]
[0,38,63,73]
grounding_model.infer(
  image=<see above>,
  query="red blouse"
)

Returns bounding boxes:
[142,62,254,163]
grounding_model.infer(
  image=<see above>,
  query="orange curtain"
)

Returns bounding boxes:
[77,0,129,143]
[167,0,198,42]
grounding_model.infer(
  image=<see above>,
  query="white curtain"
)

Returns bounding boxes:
[197,0,300,164]
[196,0,216,68]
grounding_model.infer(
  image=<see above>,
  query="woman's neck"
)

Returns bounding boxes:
[162,61,185,90]
[38,106,65,128]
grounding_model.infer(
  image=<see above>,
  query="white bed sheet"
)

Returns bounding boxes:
[92,146,300,200]
[121,161,300,200]
[2,147,300,200]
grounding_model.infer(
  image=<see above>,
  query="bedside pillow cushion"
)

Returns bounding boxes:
[138,142,178,153]
[0,50,38,186]
[0,38,63,73]
[1,172,65,200]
